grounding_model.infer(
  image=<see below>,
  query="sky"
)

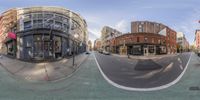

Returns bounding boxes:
[0,0,200,45]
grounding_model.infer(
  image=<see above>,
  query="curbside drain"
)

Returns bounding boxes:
[189,86,200,91]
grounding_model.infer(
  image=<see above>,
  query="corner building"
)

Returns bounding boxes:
[0,6,88,61]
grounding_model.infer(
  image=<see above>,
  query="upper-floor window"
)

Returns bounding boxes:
[152,38,154,43]
[23,14,31,22]
[55,15,62,22]
[44,13,53,19]
[137,37,140,42]
[158,39,161,44]
[24,21,32,30]
[138,25,143,32]
[54,21,62,30]
[144,37,148,42]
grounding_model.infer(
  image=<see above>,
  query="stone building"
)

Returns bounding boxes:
[0,6,88,61]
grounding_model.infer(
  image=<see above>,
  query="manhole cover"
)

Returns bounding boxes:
[189,86,200,91]
[54,67,60,70]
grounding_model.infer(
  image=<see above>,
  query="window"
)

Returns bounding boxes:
[24,21,32,30]
[158,39,161,44]
[37,13,43,19]
[44,13,53,19]
[33,20,43,28]
[137,37,140,42]
[63,17,69,23]
[144,37,148,42]
[54,21,62,30]
[138,25,143,32]
[152,38,154,43]
[55,15,62,22]
[23,14,31,22]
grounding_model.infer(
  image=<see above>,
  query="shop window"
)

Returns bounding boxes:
[149,46,155,53]
[54,36,61,53]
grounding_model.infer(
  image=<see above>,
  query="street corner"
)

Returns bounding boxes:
[0,53,90,83]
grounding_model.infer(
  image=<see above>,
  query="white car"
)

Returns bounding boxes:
[103,51,110,55]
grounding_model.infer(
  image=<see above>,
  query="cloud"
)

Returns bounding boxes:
[88,28,101,38]
[173,8,200,44]
[114,20,130,33]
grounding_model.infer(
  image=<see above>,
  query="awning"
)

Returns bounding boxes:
[7,32,16,40]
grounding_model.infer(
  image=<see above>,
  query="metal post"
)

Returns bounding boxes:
[73,40,75,66]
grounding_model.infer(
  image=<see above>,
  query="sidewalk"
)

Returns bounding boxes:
[0,53,89,82]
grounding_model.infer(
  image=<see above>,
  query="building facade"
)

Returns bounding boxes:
[94,38,101,51]
[0,9,18,54]
[195,30,200,49]
[131,21,177,54]
[88,40,92,51]
[108,33,167,55]
[0,6,88,61]
[177,32,189,52]
[101,26,122,52]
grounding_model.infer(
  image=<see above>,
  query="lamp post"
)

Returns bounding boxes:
[73,33,79,66]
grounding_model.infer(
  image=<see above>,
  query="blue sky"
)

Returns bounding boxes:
[0,0,200,45]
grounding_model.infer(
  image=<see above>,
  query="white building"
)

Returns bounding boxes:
[177,32,189,52]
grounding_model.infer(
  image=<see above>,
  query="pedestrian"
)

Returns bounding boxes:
[127,53,130,59]
[0,54,2,59]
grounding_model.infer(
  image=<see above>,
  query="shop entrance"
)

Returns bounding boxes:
[143,48,148,56]
[33,35,54,60]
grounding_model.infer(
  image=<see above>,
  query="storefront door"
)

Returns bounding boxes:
[33,35,53,60]
[144,48,148,56]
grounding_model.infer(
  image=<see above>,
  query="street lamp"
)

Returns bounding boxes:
[72,33,79,66]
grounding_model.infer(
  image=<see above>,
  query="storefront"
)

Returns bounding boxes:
[4,32,17,56]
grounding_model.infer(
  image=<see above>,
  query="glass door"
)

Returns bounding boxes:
[33,35,43,59]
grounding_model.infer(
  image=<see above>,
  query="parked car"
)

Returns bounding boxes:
[103,51,110,55]
[98,50,103,53]
[197,50,200,56]
[85,51,90,54]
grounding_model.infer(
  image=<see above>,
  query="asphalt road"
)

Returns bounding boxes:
[0,53,200,100]
[94,52,191,88]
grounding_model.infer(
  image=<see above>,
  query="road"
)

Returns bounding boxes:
[94,52,191,88]
[0,52,199,100]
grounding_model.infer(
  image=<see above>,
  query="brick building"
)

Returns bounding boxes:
[108,33,166,55]
[131,21,177,54]
[0,9,17,54]
[195,30,200,49]
[104,21,177,55]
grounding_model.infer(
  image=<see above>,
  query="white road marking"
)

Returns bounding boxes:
[179,65,183,70]
[163,62,174,72]
[93,52,192,91]
[134,69,162,79]
[178,58,182,63]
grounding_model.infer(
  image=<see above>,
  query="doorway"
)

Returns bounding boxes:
[144,48,148,56]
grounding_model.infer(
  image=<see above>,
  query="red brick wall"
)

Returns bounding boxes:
[110,33,166,46]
